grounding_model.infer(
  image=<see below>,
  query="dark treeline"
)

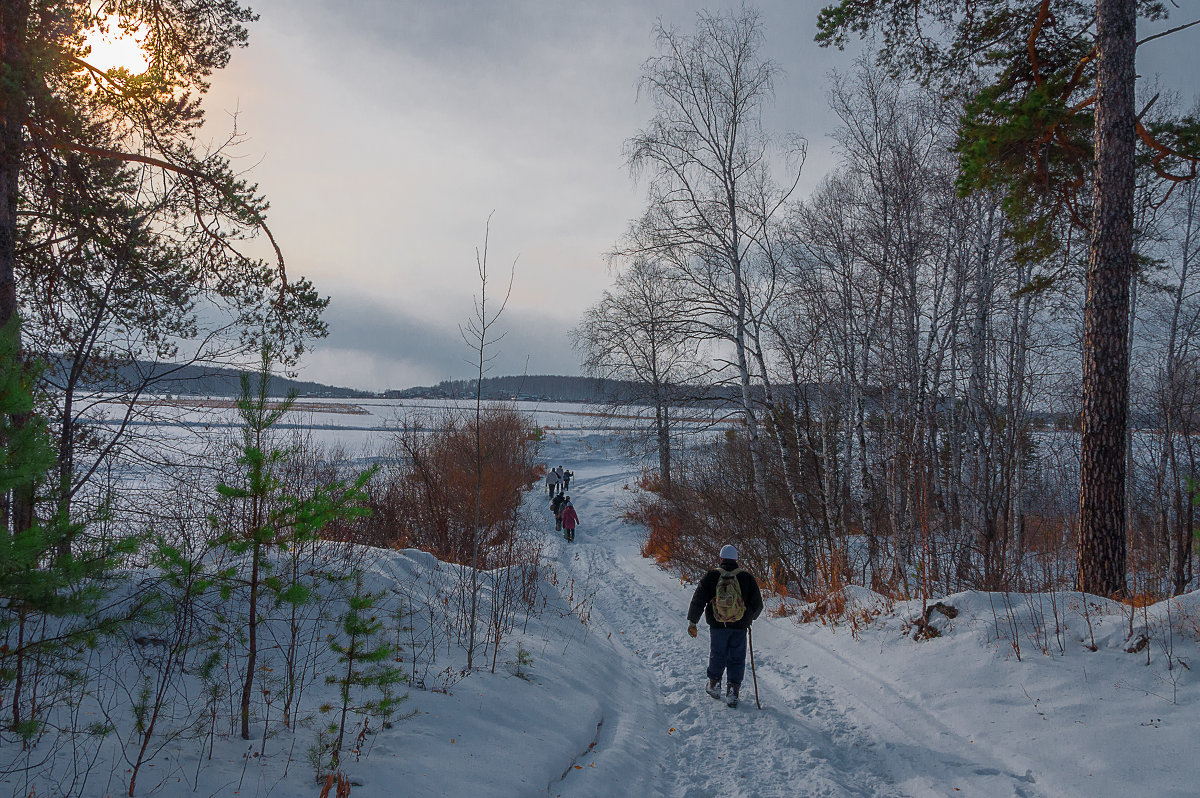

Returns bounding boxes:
[43,357,371,398]
[388,374,616,402]
[391,373,875,410]
[387,374,704,404]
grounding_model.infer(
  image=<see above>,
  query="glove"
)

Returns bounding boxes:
[687,623,698,638]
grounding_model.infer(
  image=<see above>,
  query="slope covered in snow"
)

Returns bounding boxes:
[496,429,1197,798]
[6,414,1197,797]
[379,425,1197,798]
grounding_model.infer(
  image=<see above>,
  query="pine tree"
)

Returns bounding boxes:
[318,573,407,776]
[0,316,135,738]
[2,3,328,549]
[1,1,327,340]
[214,350,375,740]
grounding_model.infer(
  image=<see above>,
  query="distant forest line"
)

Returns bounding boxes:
[67,362,1100,430]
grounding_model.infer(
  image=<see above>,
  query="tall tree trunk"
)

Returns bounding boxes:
[733,285,768,505]
[1,1,33,542]
[855,381,879,587]
[240,542,260,740]
[653,381,672,495]
[1007,286,1033,582]
[1165,183,1196,594]
[1077,0,1135,597]
[1123,273,1138,580]
[968,203,995,579]
[0,0,28,331]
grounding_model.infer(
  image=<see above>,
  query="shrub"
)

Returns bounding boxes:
[625,430,782,584]
[346,404,540,568]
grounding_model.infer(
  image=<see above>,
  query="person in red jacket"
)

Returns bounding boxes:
[686,544,763,707]
[560,498,579,542]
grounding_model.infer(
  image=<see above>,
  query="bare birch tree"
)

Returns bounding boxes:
[621,6,802,504]
[573,257,702,494]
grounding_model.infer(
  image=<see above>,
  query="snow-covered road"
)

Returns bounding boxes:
[537,431,1086,798]
[542,433,905,798]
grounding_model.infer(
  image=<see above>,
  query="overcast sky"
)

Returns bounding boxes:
[202,1,1198,391]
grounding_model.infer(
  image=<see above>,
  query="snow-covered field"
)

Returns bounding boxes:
[8,400,1197,797]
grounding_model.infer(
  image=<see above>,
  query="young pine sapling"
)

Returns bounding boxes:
[316,573,408,778]
[213,352,375,740]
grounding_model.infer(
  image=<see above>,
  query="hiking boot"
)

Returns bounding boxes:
[726,683,740,708]
[705,679,722,699]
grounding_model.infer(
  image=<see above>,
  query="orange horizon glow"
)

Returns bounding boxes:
[81,18,149,74]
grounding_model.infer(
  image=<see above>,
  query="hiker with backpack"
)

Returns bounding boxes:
[686,544,763,708]
[560,497,579,542]
[546,468,560,497]
[551,492,567,532]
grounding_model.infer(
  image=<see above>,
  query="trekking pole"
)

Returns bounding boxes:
[748,627,761,710]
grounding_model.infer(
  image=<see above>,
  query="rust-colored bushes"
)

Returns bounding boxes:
[625,432,778,583]
[341,404,540,567]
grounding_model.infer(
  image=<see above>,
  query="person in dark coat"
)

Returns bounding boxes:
[550,492,567,531]
[560,498,579,542]
[686,544,763,707]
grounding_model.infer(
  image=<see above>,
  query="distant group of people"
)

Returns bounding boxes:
[545,465,572,496]
[546,465,579,541]
[550,491,578,541]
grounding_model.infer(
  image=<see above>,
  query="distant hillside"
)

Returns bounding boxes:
[45,362,1086,426]
[384,375,630,403]
[48,359,372,398]
[383,374,746,405]
[383,377,1076,426]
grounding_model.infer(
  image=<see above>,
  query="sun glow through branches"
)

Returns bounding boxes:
[82,19,149,74]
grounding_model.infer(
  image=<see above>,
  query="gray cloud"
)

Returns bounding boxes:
[302,292,584,391]
[205,1,1199,391]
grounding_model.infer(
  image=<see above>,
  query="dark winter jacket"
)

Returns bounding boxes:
[560,505,579,531]
[550,494,566,517]
[687,561,763,630]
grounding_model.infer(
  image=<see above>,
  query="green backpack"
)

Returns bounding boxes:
[712,568,746,623]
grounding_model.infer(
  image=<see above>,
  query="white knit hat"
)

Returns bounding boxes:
[719,544,738,560]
